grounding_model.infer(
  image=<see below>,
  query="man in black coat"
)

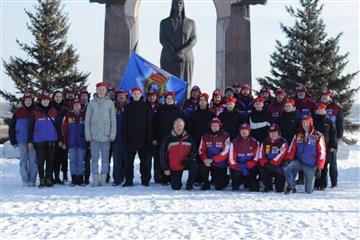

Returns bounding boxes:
[313,103,337,190]
[219,97,242,140]
[152,91,186,184]
[122,87,152,187]
[279,98,300,144]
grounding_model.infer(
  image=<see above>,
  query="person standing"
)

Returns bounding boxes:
[122,87,152,187]
[320,88,343,188]
[28,91,61,188]
[9,92,37,186]
[85,82,116,187]
[62,99,87,186]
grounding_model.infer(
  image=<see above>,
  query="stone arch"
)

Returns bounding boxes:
[97,0,252,89]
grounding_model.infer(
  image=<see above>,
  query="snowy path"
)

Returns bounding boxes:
[1,141,359,239]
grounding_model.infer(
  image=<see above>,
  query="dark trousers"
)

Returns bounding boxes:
[148,145,161,183]
[315,150,337,188]
[35,143,56,180]
[230,168,259,191]
[170,160,199,190]
[125,150,149,184]
[112,140,127,184]
[84,148,91,179]
[259,167,285,192]
[53,146,68,179]
[200,163,228,190]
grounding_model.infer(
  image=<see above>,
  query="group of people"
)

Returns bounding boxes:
[9,82,343,194]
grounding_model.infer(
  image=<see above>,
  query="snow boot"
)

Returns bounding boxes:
[100,174,107,186]
[92,174,100,187]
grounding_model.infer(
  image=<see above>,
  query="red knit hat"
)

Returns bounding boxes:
[239,123,251,131]
[191,85,201,93]
[321,87,332,97]
[209,117,222,127]
[116,89,128,97]
[212,89,223,97]
[23,92,34,100]
[164,91,176,98]
[96,82,109,89]
[253,97,265,104]
[269,123,280,133]
[275,88,286,96]
[241,84,251,91]
[284,98,296,106]
[226,97,237,104]
[315,103,327,110]
[39,91,51,101]
[233,82,241,88]
[199,93,209,101]
[296,84,307,93]
[131,87,142,94]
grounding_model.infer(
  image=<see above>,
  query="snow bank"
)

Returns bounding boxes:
[0,135,359,239]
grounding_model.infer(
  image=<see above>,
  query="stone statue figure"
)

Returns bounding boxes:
[160,0,197,88]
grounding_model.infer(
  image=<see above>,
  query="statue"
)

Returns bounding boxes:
[160,0,197,89]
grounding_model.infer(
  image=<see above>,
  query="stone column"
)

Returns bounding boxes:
[99,0,139,88]
[224,4,252,88]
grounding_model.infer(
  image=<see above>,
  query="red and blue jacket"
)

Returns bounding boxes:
[199,130,230,168]
[209,102,225,117]
[237,96,253,123]
[62,110,87,149]
[287,130,326,169]
[296,97,315,118]
[229,136,259,173]
[325,101,344,139]
[29,106,59,144]
[9,106,34,145]
[160,130,197,171]
[258,136,288,175]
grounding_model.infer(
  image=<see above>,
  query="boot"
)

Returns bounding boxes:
[39,178,46,188]
[45,178,53,187]
[92,174,100,187]
[70,175,77,187]
[63,172,68,182]
[100,174,107,186]
[54,172,64,185]
[84,175,90,185]
[78,175,85,186]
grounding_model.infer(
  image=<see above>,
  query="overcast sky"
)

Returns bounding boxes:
[1,0,359,102]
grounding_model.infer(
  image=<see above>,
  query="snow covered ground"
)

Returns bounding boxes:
[1,133,359,239]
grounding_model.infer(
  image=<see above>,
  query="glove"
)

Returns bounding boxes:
[264,162,276,172]
[315,168,322,179]
[242,168,250,177]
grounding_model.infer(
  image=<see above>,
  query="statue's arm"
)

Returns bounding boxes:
[160,21,176,52]
[179,21,197,54]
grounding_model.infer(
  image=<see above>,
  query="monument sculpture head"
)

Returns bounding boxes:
[170,0,185,19]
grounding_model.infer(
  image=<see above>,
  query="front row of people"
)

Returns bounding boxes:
[161,114,326,194]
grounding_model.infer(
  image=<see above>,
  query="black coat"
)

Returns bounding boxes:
[249,109,271,143]
[188,108,214,147]
[313,114,337,149]
[219,109,242,140]
[123,97,152,151]
[153,104,186,144]
[279,111,300,144]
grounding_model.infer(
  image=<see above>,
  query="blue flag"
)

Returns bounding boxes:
[119,52,188,103]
